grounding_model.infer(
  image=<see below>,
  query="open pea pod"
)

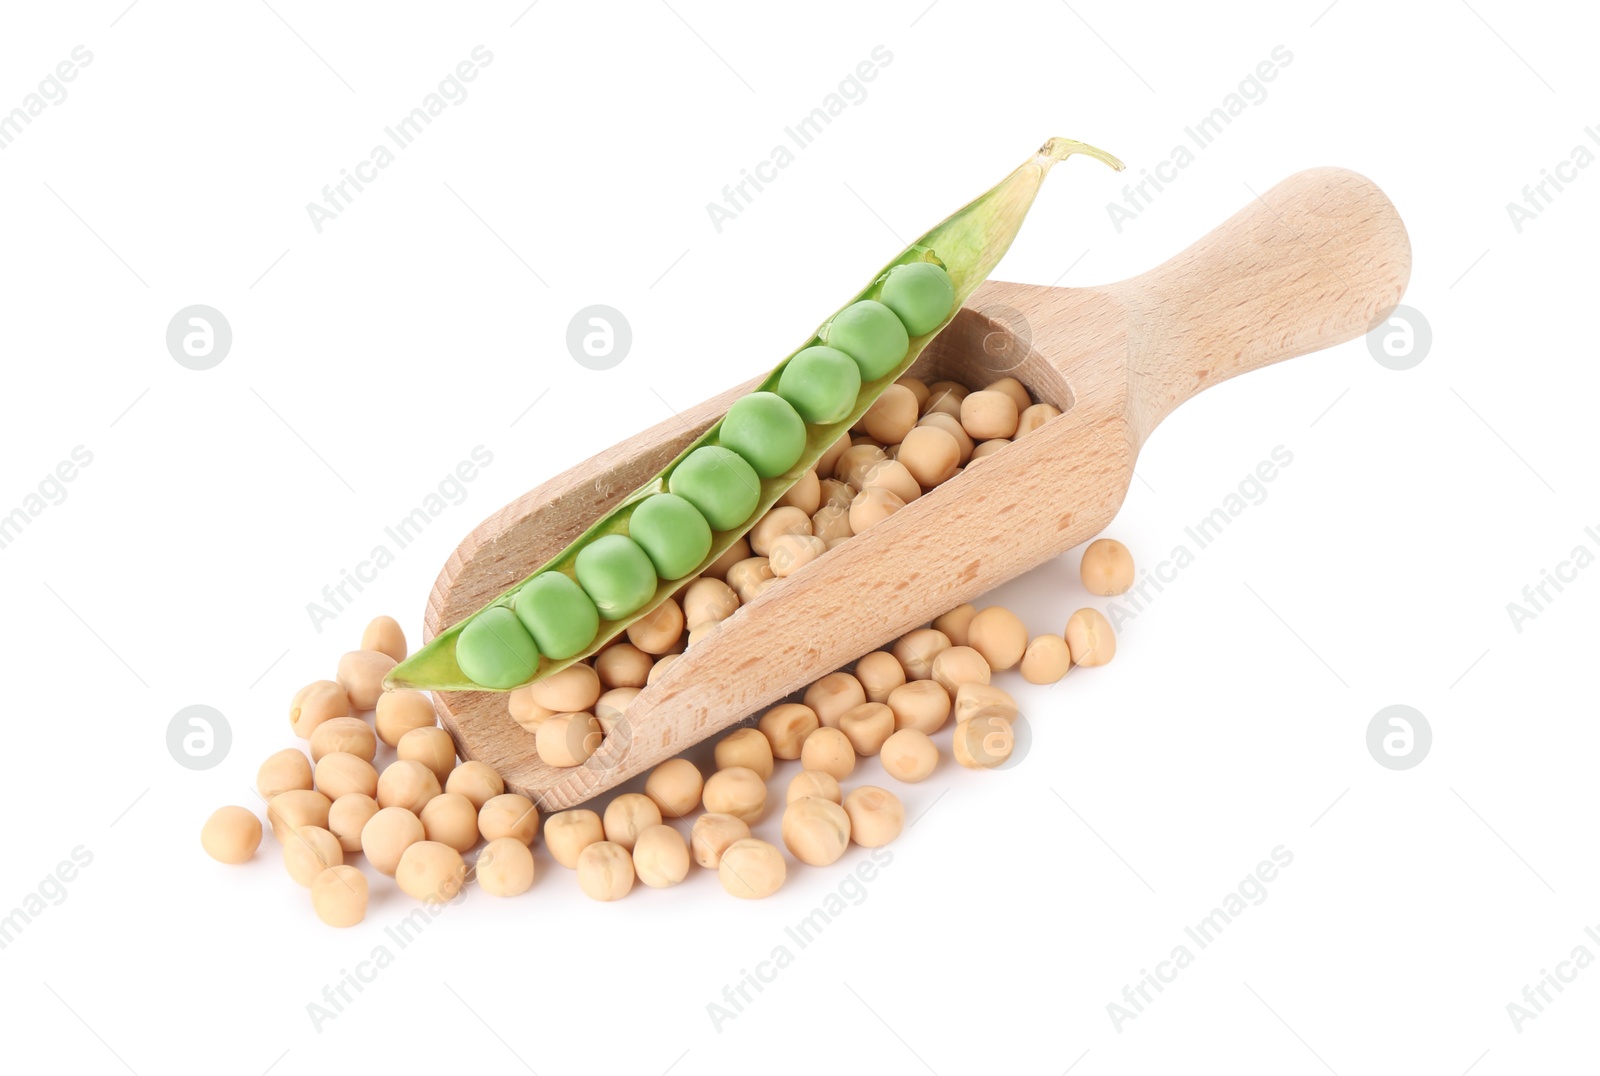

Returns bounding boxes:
[389,136,1124,692]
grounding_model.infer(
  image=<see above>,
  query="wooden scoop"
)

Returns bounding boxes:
[425,167,1410,810]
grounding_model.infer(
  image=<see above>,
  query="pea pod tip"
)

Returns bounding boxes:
[1038,137,1125,173]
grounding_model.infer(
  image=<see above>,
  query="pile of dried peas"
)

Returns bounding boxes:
[201,366,1136,925]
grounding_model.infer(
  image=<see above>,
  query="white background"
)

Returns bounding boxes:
[1,1,1595,1073]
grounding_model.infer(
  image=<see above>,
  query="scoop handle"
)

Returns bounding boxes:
[1100,167,1411,444]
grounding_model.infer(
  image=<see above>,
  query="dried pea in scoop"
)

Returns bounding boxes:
[391,137,1123,692]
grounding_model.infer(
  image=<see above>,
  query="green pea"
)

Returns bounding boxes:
[455,606,540,690]
[668,446,761,532]
[575,534,659,620]
[629,493,713,580]
[881,262,954,336]
[719,392,807,479]
[824,300,909,381]
[514,572,600,660]
[777,346,861,425]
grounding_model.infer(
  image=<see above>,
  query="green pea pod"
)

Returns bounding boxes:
[390,136,1123,692]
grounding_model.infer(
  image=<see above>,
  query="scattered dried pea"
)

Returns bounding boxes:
[312,865,367,927]
[1016,402,1059,437]
[775,469,822,515]
[897,375,930,411]
[1020,633,1072,684]
[1065,608,1116,667]
[931,645,992,695]
[718,838,786,899]
[596,687,639,726]
[859,459,921,504]
[842,786,904,847]
[289,680,351,738]
[953,682,1019,725]
[375,689,437,747]
[445,760,504,809]
[266,789,331,842]
[782,797,851,866]
[799,727,855,780]
[768,533,826,577]
[885,680,951,734]
[396,840,466,904]
[257,748,313,800]
[837,702,895,756]
[750,506,812,556]
[201,806,262,864]
[283,825,343,887]
[478,793,539,845]
[337,650,397,710]
[848,486,905,533]
[922,380,967,418]
[917,412,975,463]
[478,837,536,897]
[419,792,480,852]
[953,716,1016,769]
[577,841,635,901]
[376,760,440,814]
[545,809,605,868]
[644,758,704,818]
[1080,538,1135,595]
[818,477,854,510]
[959,390,1020,440]
[690,813,751,869]
[702,766,767,823]
[632,824,691,888]
[309,717,377,764]
[315,752,379,801]
[715,727,775,779]
[967,606,1028,671]
[985,377,1032,415]
[529,663,602,713]
[758,703,819,760]
[626,597,685,654]
[836,443,888,489]
[360,616,407,663]
[815,433,852,483]
[725,557,774,603]
[536,712,602,767]
[703,537,752,580]
[880,729,937,783]
[861,384,920,445]
[680,579,740,634]
[854,651,906,703]
[359,806,424,875]
[811,504,853,543]
[602,793,663,851]
[893,628,950,681]
[327,793,380,853]
[596,641,653,689]
[786,769,843,805]
[932,603,978,648]
[647,654,680,685]
[805,671,867,728]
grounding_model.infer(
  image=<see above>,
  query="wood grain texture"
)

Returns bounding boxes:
[423,168,1411,810]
